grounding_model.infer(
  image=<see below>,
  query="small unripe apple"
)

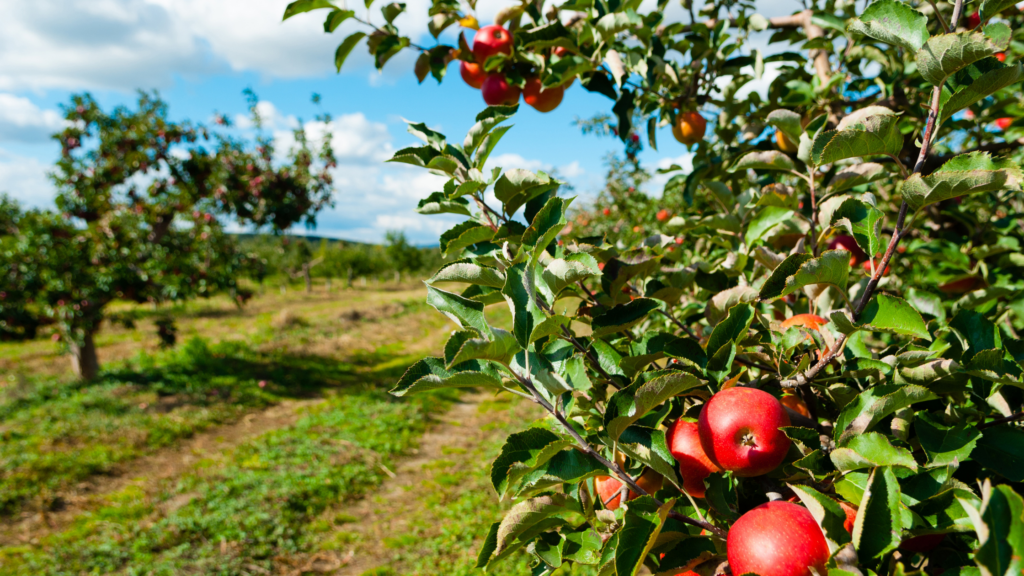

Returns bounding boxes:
[481,75,521,106]
[672,111,706,145]
[666,420,720,498]
[996,117,1013,130]
[656,209,671,222]
[523,78,564,113]
[728,501,830,576]
[460,61,487,89]
[698,387,791,477]
[828,235,867,266]
[473,24,513,64]
[775,129,799,153]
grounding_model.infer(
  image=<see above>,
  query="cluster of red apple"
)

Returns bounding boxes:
[459,24,568,113]
[595,387,944,576]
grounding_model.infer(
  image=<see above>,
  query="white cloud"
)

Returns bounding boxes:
[648,152,695,197]
[0,149,54,208]
[0,94,66,142]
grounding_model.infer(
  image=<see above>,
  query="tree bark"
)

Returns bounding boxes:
[69,331,99,380]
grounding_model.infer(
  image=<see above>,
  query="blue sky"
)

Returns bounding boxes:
[0,0,803,244]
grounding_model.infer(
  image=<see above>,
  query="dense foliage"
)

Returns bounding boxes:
[286,0,1024,575]
[1,92,336,378]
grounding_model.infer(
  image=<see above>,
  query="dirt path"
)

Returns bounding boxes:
[0,397,323,547]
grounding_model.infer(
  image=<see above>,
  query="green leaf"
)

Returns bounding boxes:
[915,413,981,468]
[491,428,572,497]
[323,8,355,32]
[388,143,440,167]
[903,152,1024,211]
[745,206,794,245]
[810,107,902,165]
[981,0,1021,22]
[334,31,367,72]
[960,482,1024,576]
[835,384,939,444]
[767,109,803,143]
[663,337,709,370]
[950,308,1001,363]
[758,250,851,302]
[502,263,544,348]
[899,359,969,393]
[522,196,568,258]
[846,0,929,52]
[444,328,521,368]
[591,298,660,337]
[973,426,1024,482]
[940,62,1024,126]
[857,294,931,340]
[852,467,903,563]
[542,253,601,296]
[604,372,705,440]
[390,357,502,396]
[705,303,754,357]
[416,191,471,216]
[283,0,336,20]
[828,163,888,193]
[438,221,495,258]
[917,32,999,86]
[380,2,404,23]
[831,198,884,259]
[790,484,853,551]
[426,285,491,335]
[830,432,918,472]
[616,498,674,576]
[530,315,573,344]
[728,150,797,172]
[464,106,518,156]
[428,260,505,288]
[494,495,572,559]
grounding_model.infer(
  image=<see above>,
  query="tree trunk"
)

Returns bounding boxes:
[347,267,354,288]
[69,331,99,380]
[303,263,312,293]
[326,277,332,292]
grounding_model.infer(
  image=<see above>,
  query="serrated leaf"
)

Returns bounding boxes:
[831,198,884,258]
[445,328,521,368]
[491,428,571,497]
[940,63,1024,126]
[495,495,572,557]
[847,0,929,52]
[790,484,853,552]
[439,221,495,258]
[334,31,366,72]
[416,191,472,216]
[828,163,888,193]
[758,250,851,302]
[283,0,336,20]
[811,110,902,165]
[960,482,1024,576]
[464,105,518,155]
[705,303,754,357]
[831,432,918,472]
[616,498,675,576]
[836,383,938,444]
[767,109,803,143]
[605,372,705,440]
[917,32,999,86]
[502,262,544,348]
[591,298,660,337]
[389,143,441,167]
[390,357,502,396]
[903,152,1023,211]
[522,196,568,258]
[663,337,709,370]
[728,150,797,172]
[543,253,601,295]
[614,426,681,489]
[981,0,1021,22]
[745,206,794,246]
[323,8,355,32]
[428,260,505,288]
[853,467,903,562]
[915,413,981,468]
[426,284,491,335]
[857,294,931,340]
[973,426,1024,482]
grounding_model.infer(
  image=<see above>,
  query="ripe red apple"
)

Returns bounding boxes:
[939,276,982,294]
[675,237,684,244]
[828,235,867,266]
[900,534,945,554]
[656,209,671,222]
[996,52,1007,62]
[996,117,1013,130]
[838,501,857,534]
[553,46,568,58]
[481,74,521,106]
[780,314,828,331]
[666,420,721,498]
[862,259,891,276]
[602,208,611,216]
[727,501,830,576]
[523,78,564,113]
[460,61,487,89]
[594,470,664,510]
[780,391,811,419]
[967,11,981,29]
[473,24,513,64]
[698,387,791,477]
[673,111,706,145]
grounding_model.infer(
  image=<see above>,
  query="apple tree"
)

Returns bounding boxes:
[288,1,1024,575]
[0,91,336,379]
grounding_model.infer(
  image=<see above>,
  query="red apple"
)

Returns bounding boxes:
[780,314,828,331]
[523,78,564,113]
[862,259,891,276]
[728,501,830,576]
[996,117,1013,130]
[553,46,568,58]
[602,208,611,216]
[996,52,1007,62]
[673,111,706,145]
[594,470,664,510]
[481,74,520,106]
[900,534,945,554]
[473,24,513,64]
[666,420,721,498]
[838,501,857,534]
[698,387,791,477]
[780,391,811,419]
[827,235,867,266]
[656,209,671,222]
[967,11,981,29]
[460,61,486,89]
[675,237,684,244]
[939,276,982,294]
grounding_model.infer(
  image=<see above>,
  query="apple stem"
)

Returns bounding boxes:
[779,0,963,390]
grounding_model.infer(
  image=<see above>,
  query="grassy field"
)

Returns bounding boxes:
[0,284,563,575]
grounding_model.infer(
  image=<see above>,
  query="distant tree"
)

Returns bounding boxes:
[0,91,335,379]
[385,230,424,273]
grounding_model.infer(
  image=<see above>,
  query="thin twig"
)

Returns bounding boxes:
[979,412,1024,430]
